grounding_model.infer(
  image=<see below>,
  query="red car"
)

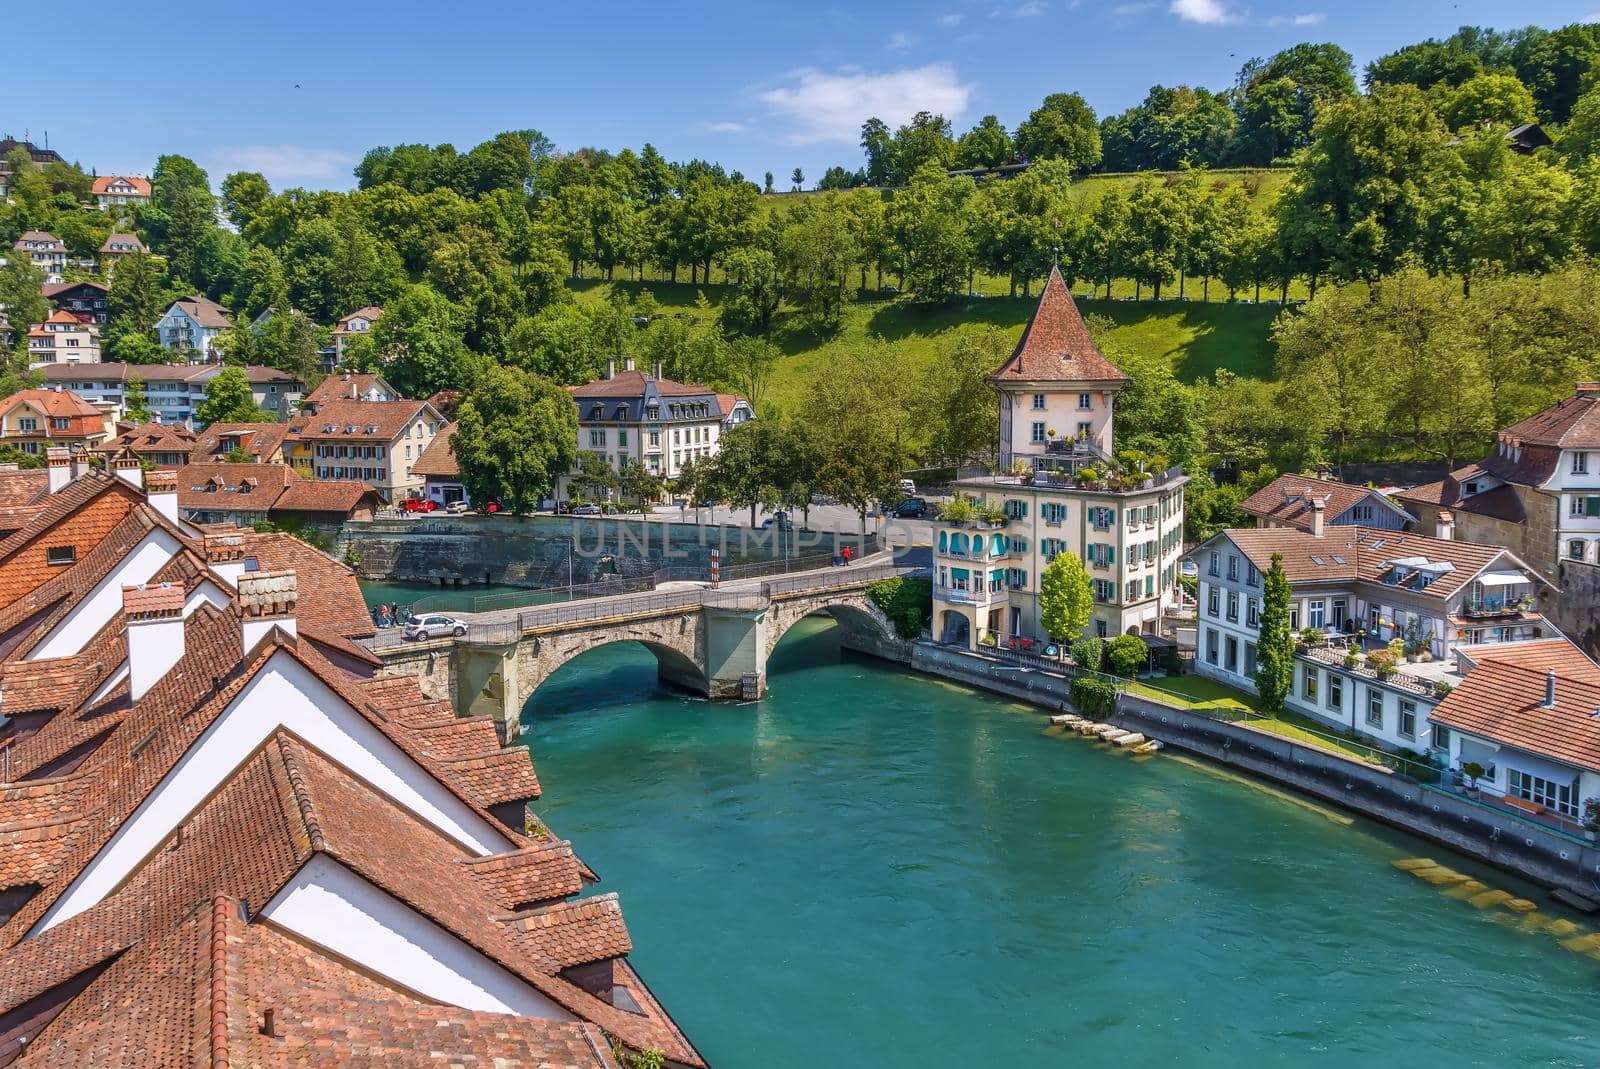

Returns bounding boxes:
[400,497,437,513]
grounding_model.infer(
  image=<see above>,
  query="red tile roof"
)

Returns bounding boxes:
[1499,387,1600,451]
[290,398,435,441]
[1431,645,1600,772]
[990,266,1129,386]
[304,372,395,406]
[333,306,384,334]
[90,175,151,197]
[0,388,104,420]
[411,420,459,477]
[1240,473,1414,530]
[192,421,293,462]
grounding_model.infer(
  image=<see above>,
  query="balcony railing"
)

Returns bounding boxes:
[1460,594,1532,618]
[935,584,996,605]
[1299,645,1448,698]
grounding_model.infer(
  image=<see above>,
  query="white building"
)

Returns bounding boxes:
[12,230,66,282]
[39,362,303,426]
[932,267,1188,646]
[566,359,747,485]
[26,310,101,367]
[91,174,152,207]
[155,295,234,361]
[1188,508,1560,756]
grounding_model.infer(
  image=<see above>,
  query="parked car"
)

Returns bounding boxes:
[761,511,793,531]
[892,498,928,518]
[571,503,602,516]
[404,614,466,641]
[483,499,503,514]
[899,478,917,496]
[400,497,437,513]
[445,500,469,514]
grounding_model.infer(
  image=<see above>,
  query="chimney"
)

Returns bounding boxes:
[350,380,357,399]
[238,569,296,649]
[45,448,71,493]
[605,358,616,380]
[1435,509,1455,541]
[111,457,143,490]
[145,469,179,525]
[203,532,249,587]
[1309,497,1326,538]
[1540,667,1557,709]
[124,583,186,701]
[623,356,635,373]
[1576,381,1600,398]
[653,361,663,381]
[69,451,90,480]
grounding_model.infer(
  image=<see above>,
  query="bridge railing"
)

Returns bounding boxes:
[760,561,911,598]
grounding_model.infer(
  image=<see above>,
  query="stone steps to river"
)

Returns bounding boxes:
[1391,856,1600,961]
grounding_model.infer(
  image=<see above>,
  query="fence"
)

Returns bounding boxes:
[413,576,655,615]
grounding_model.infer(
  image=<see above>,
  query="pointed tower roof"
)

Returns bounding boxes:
[990,267,1129,387]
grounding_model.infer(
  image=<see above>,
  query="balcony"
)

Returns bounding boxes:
[1460,594,1533,619]
[935,584,997,606]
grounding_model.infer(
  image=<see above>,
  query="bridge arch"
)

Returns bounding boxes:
[761,590,901,665]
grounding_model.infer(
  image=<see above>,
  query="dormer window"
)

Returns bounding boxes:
[1574,452,1590,475]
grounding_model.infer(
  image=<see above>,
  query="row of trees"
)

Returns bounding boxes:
[817,25,1600,184]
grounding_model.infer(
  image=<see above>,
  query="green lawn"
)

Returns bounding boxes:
[570,278,1283,417]
[1131,674,1393,766]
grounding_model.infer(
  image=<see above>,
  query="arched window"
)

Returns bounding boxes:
[951,533,969,555]
[938,531,948,553]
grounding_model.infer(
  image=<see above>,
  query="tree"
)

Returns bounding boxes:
[0,252,48,355]
[220,171,273,232]
[861,118,895,186]
[706,420,785,527]
[369,284,486,397]
[1100,85,1238,171]
[1254,553,1294,712]
[956,115,1014,169]
[1039,550,1093,642]
[195,368,270,425]
[570,452,619,504]
[1014,93,1102,173]
[1515,23,1600,123]
[453,366,578,513]
[923,328,1005,465]
[790,167,804,191]
[726,336,779,414]
[779,194,858,331]
[123,375,152,423]
[1235,43,1358,164]
[799,344,913,533]
[886,164,974,301]
[1563,86,1600,162]
[719,247,782,336]
[616,459,663,506]
[764,171,774,194]
[1441,72,1537,130]
[1105,634,1148,677]
[890,112,957,183]
[1122,178,1185,299]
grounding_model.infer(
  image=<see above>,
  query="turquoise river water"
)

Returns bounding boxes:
[364,582,1599,1066]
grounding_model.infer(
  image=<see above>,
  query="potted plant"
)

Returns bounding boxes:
[1584,798,1600,841]
[1366,649,1398,677]
[1461,761,1485,799]
[1343,650,1361,669]
[1296,626,1323,649]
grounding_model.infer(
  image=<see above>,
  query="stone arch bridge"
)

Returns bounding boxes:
[371,563,919,742]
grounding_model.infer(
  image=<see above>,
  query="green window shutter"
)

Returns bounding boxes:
[1108,545,1116,564]
[1587,496,1600,518]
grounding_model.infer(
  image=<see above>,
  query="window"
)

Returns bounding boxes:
[1570,539,1587,561]
[1032,393,1046,410]
[1366,689,1383,728]
[1208,552,1219,577]
[1205,628,1219,665]
[1078,393,1092,410]
[17,418,37,432]
[1206,587,1220,617]
[1308,600,1325,629]
[1431,724,1450,750]
[1573,496,1587,518]
[1247,597,1259,629]
[1043,502,1067,525]
[617,429,628,447]
[648,429,660,447]
[1031,422,1046,443]
[1004,499,1028,519]
[46,545,75,566]
[1574,452,1589,475]
[1077,422,1092,438]
[1326,674,1342,712]
[1225,635,1238,673]
[1399,700,1417,740]
[1464,481,1480,495]
[1226,591,1238,622]
[1302,667,1318,702]
[1244,642,1257,676]
[589,429,605,447]
[1507,769,1578,817]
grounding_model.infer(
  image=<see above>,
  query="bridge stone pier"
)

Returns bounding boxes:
[372,563,917,742]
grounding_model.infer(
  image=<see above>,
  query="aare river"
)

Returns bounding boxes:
[365,580,1598,1067]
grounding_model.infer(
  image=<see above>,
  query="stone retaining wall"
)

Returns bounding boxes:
[910,642,1600,902]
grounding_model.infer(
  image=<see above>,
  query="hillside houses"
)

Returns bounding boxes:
[39,363,303,425]
[90,174,150,207]
[26,311,100,368]
[154,295,233,360]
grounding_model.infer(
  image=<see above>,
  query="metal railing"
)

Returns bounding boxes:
[412,576,654,615]
[1298,645,1447,698]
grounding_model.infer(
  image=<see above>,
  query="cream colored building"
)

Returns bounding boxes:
[933,268,1188,646]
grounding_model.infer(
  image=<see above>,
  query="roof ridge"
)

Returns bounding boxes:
[275,737,326,852]
[207,895,232,1069]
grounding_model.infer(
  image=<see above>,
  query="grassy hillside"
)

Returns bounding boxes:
[571,279,1284,412]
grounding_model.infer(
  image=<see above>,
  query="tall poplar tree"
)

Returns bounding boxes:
[1040,550,1094,642]
[1254,553,1294,712]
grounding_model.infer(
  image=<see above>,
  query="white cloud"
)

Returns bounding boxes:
[1169,0,1238,24]
[757,64,973,144]
[887,30,916,51]
[700,120,751,134]
[990,0,1045,16]
[1266,12,1324,25]
[209,145,355,185]
[938,12,964,25]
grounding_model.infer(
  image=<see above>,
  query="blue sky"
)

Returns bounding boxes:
[4,1,1598,190]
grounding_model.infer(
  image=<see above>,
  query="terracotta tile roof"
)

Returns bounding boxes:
[289,398,435,441]
[411,420,459,477]
[97,421,196,461]
[38,362,299,386]
[332,306,384,334]
[12,231,63,250]
[1500,387,1600,450]
[97,233,147,255]
[1431,647,1600,772]
[0,657,104,715]
[90,175,151,197]
[1456,638,1598,676]
[177,461,298,510]
[438,748,543,806]
[1206,525,1543,602]
[162,294,234,329]
[990,266,1129,386]
[121,581,184,618]
[192,421,293,462]
[464,838,586,910]
[0,469,49,512]
[304,372,394,405]
[0,388,104,420]
[1240,473,1415,529]
[273,479,378,515]
[0,475,145,610]
[502,893,633,969]
[39,282,107,300]
[571,369,719,402]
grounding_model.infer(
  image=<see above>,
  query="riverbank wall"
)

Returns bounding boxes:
[908,643,1600,904]
[343,515,872,588]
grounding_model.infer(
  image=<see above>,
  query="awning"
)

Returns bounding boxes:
[1477,571,1527,587]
